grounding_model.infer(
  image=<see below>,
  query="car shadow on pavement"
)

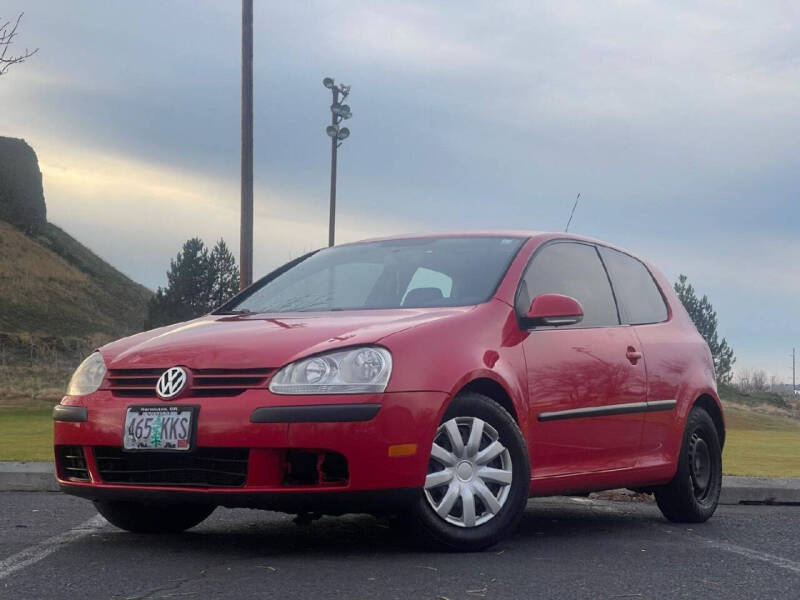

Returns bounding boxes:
[90,499,666,557]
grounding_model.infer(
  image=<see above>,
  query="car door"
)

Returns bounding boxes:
[517,241,647,476]
[597,246,679,467]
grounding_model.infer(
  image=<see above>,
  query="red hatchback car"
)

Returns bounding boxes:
[54,232,724,550]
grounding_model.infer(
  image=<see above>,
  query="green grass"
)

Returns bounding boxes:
[722,405,800,477]
[0,408,53,461]
[2,405,798,477]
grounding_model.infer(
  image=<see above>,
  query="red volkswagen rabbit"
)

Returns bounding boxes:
[55,233,723,550]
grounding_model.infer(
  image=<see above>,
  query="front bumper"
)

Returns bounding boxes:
[54,390,446,507]
[59,484,421,515]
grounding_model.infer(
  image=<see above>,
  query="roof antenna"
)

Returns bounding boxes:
[564,193,581,232]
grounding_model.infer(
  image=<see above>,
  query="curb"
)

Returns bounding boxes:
[0,462,59,492]
[1,462,799,504]
[719,476,800,505]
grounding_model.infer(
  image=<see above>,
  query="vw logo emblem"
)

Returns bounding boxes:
[156,367,188,400]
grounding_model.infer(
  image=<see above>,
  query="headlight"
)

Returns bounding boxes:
[269,346,392,395]
[66,352,107,395]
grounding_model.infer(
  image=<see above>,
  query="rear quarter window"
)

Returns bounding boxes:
[598,247,668,325]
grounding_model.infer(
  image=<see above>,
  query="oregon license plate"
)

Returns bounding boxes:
[123,406,196,451]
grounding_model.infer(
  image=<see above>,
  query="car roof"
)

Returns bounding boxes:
[338,231,643,261]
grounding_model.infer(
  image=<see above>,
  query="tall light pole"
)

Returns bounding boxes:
[240,0,254,290]
[322,77,352,247]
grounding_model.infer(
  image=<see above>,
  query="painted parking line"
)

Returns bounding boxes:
[0,513,107,581]
[701,537,800,575]
[568,497,800,576]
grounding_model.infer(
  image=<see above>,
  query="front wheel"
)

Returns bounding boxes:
[411,392,530,551]
[94,500,215,533]
[654,406,722,523]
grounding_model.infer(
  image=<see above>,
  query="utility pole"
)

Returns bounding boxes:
[239,0,254,290]
[793,347,796,395]
[322,77,352,247]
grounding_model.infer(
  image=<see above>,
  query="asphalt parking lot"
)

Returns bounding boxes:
[1,492,798,600]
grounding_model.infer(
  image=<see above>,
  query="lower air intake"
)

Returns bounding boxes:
[57,445,90,482]
[94,447,249,487]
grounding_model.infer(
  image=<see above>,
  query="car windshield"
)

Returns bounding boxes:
[226,236,526,313]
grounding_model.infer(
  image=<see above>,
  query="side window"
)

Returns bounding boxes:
[598,247,668,325]
[401,267,453,306]
[517,242,619,328]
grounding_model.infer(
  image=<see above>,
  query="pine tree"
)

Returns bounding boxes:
[208,239,240,309]
[145,237,239,329]
[674,274,736,384]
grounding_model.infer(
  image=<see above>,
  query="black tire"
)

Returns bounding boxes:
[654,406,722,523]
[94,500,215,533]
[410,392,530,551]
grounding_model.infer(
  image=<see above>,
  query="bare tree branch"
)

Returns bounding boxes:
[0,13,38,76]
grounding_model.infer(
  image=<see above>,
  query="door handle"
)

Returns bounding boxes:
[626,347,642,364]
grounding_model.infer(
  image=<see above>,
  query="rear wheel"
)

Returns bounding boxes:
[411,392,530,551]
[94,500,215,533]
[654,406,722,523]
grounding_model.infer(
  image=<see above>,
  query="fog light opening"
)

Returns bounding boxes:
[283,450,349,486]
[320,452,348,483]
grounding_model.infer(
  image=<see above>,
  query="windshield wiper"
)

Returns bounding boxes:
[215,309,253,315]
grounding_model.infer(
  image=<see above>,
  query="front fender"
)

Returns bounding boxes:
[439,365,529,442]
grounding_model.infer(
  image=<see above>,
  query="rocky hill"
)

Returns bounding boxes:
[0,137,47,234]
[0,136,151,400]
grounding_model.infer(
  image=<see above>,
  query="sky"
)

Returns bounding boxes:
[0,1,798,380]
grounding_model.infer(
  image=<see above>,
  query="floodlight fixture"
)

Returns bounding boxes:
[322,76,353,248]
[332,103,352,119]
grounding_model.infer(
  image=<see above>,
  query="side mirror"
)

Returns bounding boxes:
[521,293,584,328]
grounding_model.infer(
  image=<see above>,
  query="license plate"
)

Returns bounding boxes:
[123,406,196,451]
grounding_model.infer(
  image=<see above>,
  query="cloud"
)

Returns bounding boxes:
[34,138,414,289]
[330,5,488,73]
[0,0,797,376]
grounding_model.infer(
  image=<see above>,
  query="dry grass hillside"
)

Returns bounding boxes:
[0,219,151,403]
[0,220,151,338]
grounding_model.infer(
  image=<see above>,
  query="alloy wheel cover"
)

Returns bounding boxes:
[424,416,513,528]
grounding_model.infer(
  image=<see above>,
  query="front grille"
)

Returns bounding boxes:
[193,369,273,396]
[106,368,161,396]
[57,445,90,482]
[94,447,249,487]
[106,368,274,398]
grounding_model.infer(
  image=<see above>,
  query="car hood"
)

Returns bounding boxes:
[100,307,473,370]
